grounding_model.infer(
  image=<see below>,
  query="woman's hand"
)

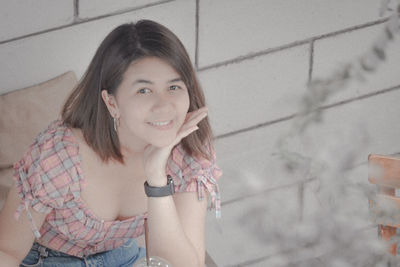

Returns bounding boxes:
[142,106,208,186]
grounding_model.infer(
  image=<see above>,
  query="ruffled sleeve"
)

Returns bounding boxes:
[13,120,81,238]
[166,143,223,218]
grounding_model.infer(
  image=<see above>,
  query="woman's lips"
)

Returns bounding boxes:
[147,120,174,130]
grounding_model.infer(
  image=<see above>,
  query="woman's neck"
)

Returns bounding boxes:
[117,128,148,161]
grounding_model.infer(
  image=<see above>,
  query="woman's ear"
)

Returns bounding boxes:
[101,90,119,117]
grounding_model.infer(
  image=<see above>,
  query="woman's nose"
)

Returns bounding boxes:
[152,93,173,113]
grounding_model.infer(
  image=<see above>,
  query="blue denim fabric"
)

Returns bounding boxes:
[20,239,146,267]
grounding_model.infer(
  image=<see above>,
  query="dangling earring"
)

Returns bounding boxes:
[113,116,120,132]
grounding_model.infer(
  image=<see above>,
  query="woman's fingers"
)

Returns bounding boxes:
[172,107,208,146]
[172,125,199,147]
[184,107,208,128]
[179,113,206,135]
[185,107,208,122]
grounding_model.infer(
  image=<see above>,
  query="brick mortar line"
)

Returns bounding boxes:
[73,0,79,21]
[0,0,174,45]
[198,40,311,72]
[215,114,295,140]
[321,83,400,110]
[72,0,174,23]
[215,84,400,140]
[198,17,389,72]
[308,40,314,83]
[221,177,315,207]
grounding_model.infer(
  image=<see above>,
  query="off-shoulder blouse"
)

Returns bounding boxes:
[13,120,222,257]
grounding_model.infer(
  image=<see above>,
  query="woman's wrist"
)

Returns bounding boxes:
[146,174,168,187]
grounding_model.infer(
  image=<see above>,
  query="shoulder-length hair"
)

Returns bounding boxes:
[62,20,215,163]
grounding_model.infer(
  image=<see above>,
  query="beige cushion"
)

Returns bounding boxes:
[0,71,77,168]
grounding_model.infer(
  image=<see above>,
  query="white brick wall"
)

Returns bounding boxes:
[0,0,74,42]
[0,0,196,93]
[1,1,400,266]
[200,44,309,136]
[78,0,162,19]
[198,0,384,68]
[313,22,400,104]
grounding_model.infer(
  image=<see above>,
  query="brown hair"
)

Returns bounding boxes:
[62,20,215,163]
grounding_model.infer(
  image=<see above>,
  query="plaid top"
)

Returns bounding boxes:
[13,120,222,257]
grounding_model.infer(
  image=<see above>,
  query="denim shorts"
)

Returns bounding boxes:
[20,239,146,267]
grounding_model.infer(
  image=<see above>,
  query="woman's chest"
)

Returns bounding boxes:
[80,168,148,222]
[70,128,149,222]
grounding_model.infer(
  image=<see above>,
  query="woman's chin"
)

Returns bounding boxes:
[148,136,176,148]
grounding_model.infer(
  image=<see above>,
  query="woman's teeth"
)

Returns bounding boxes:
[148,121,171,126]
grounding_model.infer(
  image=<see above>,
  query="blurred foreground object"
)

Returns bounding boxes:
[133,256,172,267]
[140,218,172,267]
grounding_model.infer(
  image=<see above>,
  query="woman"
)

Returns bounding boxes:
[0,20,222,267]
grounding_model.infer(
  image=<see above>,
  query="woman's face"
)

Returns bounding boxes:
[104,57,190,151]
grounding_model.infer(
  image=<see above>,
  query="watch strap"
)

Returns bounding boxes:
[144,175,175,197]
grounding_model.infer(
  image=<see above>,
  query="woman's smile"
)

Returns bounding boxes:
[106,56,190,149]
[147,120,174,130]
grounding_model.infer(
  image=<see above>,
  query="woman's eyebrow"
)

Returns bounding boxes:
[132,78,182,86]
[132,79,153,86]
[168,78,182,83]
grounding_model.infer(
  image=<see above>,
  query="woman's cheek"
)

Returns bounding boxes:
[181,93,190,113]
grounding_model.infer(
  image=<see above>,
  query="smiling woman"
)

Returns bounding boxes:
[0,20,222,267]
[62,20,214,164]
[101,57,191,149]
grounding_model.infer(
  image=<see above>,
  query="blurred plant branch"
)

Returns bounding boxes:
[250,1,400,266]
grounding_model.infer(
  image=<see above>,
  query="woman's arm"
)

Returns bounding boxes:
[143,107,211,266]
[146,181,208,267]
[0,184,47,266]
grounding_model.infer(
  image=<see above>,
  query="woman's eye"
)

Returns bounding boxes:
[137,88,150,94]
[169,85,180,91]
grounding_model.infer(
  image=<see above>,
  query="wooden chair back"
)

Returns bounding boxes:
[368,154,400,255]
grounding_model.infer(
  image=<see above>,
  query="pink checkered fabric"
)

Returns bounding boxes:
[13,120,222,257]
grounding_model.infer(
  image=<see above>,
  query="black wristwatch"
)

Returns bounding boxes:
[144,175,175,197]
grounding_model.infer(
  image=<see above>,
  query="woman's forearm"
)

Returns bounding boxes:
[146,176,202,267]
[0,251,20,267]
